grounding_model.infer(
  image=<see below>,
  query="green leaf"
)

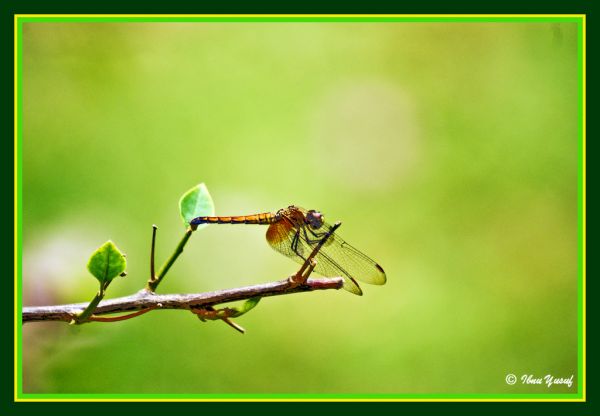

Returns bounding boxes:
[179,182,215,228]
[228,297,261,318]
[87,241,127,284]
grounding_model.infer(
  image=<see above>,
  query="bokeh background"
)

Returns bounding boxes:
[21,21,579,395]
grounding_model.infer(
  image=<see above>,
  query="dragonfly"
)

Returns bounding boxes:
[190,205,386,295]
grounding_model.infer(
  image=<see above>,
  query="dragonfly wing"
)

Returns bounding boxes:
[324,232,387,285]
[308,246,364,295]
[265,220,363,295]
[266,218,304,259]
[297,222,387,286]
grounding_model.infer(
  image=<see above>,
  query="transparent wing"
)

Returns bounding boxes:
[265,219,386,295]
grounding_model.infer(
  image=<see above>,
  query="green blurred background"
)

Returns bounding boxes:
[21,21,579,395]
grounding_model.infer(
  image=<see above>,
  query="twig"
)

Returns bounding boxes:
[22,277,344,324]
[221,317,246,334]
[147,227,193,292]
[292,222,341,285]
[149,224,158,281]
[72,279,111,324]
[88,305,159,322]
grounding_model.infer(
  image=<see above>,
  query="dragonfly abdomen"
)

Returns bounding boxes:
[190,212,276,225]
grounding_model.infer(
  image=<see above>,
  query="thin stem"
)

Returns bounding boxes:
[73,281,107,324]
[147,227,193,292]
[150,224,158,281]
[88,306,158,322]
[221,317,245,334]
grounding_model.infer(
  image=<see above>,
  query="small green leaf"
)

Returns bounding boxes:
[179,182,215,228]
[87,241,127,284]
[228,297,261,318]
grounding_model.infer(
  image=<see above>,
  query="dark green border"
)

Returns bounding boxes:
[13,13,585,403]
[4,0,594,413]
[15,15,584,23]
[15,14,23,407]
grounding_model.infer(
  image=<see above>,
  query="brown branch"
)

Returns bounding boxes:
[21,277,344,324]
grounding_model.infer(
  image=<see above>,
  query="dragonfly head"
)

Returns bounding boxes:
[306,209,324,230]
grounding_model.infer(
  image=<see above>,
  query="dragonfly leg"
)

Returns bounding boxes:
[291,229,306,261]
[307,227,329,240]
[303,226,327,246]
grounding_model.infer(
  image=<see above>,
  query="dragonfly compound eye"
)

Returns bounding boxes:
[306,210,324,229]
